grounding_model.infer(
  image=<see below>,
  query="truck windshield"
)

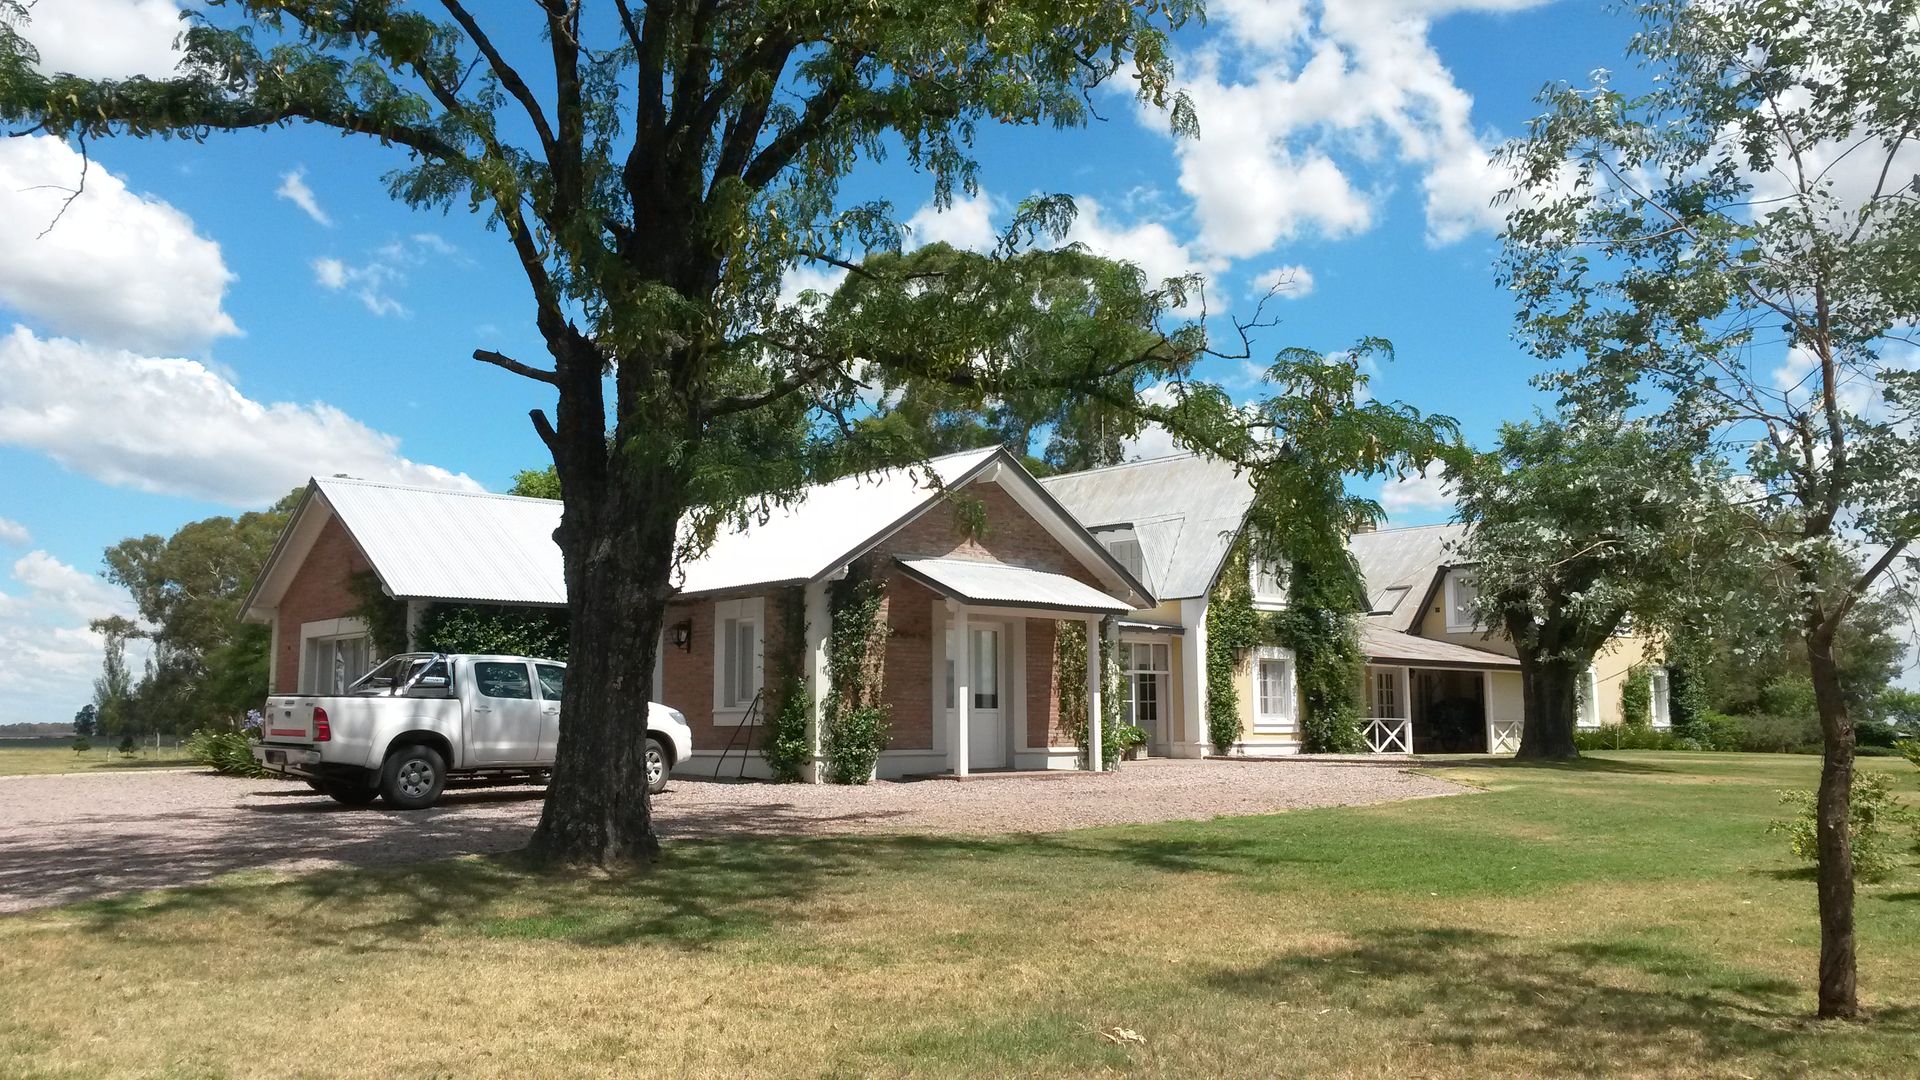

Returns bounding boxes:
[347,654,449,695]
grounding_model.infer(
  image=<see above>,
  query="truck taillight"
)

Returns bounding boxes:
[313,706,331,742]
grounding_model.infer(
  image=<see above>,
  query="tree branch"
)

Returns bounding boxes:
[475,348,560,384]
[438,0,558,161]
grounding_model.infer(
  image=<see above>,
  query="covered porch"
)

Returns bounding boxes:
[894,557,1137,776]
[1358,625,1524,755]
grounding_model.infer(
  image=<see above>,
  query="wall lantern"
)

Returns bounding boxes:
[670,619,694,652]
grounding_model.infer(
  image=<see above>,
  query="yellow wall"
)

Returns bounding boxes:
[1412,579,1519,657]
[1489,670,1524,724]
[1589,634,1659,727]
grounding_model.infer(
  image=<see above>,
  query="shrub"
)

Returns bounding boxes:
[760,683,810,784]
[1573,725,1687,751]
[1113,723,1148,755]
[71,737,90,753]
[1900,738,1920,771]
[117,736,137,756]
[1856,716,1900,749]
[185,728,268,778]
[1736,712,1821,754]
[1770,770,1913,881]
[1619,664,1653,729]
[1694,711,1749,752]
[823,705,887,784]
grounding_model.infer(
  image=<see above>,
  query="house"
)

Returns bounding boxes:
[239,446,1154,780]
[1041,454,1669,757]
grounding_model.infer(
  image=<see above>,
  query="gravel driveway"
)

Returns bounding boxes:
[0,759,1462,913]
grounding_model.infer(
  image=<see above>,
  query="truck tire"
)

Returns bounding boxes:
[645,735,670,795]
[322,781,379,806]
[380,744,447,810]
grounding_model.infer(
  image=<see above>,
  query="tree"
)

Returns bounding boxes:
[1446,419,1728,759]
[1501,0,1920,1017]
[72,704,97,738]
[90,616,138,738]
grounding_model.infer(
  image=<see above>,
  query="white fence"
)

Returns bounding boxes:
[1364,717,1412,755]
[1488,718,1522,754]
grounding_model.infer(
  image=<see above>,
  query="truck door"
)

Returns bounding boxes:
[466,660,542,765]
[534,663,565,761]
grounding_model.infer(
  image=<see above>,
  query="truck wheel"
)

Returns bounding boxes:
[322,781,379,806]
[380,745,447,810]
[645,736,670,795]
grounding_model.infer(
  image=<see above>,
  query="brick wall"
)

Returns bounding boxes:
[659,588,800,754]
[1025,616,1067,747]
[271,515,372,694]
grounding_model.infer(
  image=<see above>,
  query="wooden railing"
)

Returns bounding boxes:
[1364,717,1412,755]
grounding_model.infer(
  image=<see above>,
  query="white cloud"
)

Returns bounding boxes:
[275,168,332,226]
[310,235,459,317]
[1121,382,1188,461]
[12,551,130,622]
[777,262,848,308]
[0,135,238,353]
[1154,0,1543,259]
[24,0,184,80]
[906,191,1000,252]
[0,518,28,547]
[1062,197,1224,316]
[0,325,481,507]
[1380,462,1456,516]
[312,257,349,291]
[0,552,144,727]
[1254,264,1316,300]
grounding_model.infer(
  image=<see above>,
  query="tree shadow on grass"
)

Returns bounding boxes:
[1202,925,1916,1071]
[1441,756,1683,775]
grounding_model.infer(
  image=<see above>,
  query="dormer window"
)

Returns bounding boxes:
[1094,526,1146,587]
[1443,570,1484,633]
[1250,556,1288,610]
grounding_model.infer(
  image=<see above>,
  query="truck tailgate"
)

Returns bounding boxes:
[260,697,320,744]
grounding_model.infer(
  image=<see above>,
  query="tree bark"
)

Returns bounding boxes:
[1514,651,1580,760]
[1806,613,1859,1020]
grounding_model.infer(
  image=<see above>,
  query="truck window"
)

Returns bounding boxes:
[474,661,534,700]
[536,665,565,702]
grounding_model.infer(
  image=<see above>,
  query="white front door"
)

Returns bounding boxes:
[948,623,1008,770]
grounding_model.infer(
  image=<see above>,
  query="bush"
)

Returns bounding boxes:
[1619,664,1653,729]
[760,684,810,784]
[185,728,268,778]
[71,737,90,753]
[1694,711,1749,752]
[1770,770,1913,880]
[822,704,887,784]
[1113,723,1148,755]
[117,736,137,757]
[1574,725,1687,751]
[1735,712,1822,754]
[1856,716,1900,749]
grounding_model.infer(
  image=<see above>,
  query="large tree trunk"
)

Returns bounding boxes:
[1806,616,1859,1020]
[1515,651,1580,760]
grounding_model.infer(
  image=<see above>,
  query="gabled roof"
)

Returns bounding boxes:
[1359,623,1518,670]
[1349,523,1468,633]
[242,446,1152,621]
[1039,453,1257,601]
[896,557,1134,615]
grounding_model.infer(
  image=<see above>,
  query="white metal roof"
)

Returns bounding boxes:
[316,476,567,605]
[1040,453,1256,600]
[1359,623,1518,669]
[1349,523,1468,633]
[896,557,1135,615]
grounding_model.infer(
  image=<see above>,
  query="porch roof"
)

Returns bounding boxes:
[1360,624,1520,670]
[896,557,1135,615]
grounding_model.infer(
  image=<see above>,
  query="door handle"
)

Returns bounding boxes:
[474,706,493,713]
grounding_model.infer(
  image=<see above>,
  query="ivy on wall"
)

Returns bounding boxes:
[761,587,811,783]
[1204,552,1261,755]
[417,603,570,660]
[1058,619,1124,770]
[348,572,410,659]
[1619,663,1653,729]
[822,570,891,784]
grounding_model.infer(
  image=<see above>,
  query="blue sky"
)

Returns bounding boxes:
[2,0,1837,725]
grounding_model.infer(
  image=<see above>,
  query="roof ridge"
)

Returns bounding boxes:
[315,475,557,506]
[1039,451,1202,481]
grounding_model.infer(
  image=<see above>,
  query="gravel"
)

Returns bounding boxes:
[0,758,1463,913]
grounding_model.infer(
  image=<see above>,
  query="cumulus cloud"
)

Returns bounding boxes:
[0,551,143,727]
[1152,0,1540,259]
[1254,264,1316,300]
[24,0,184,79]
[275,168,333,226]
[1060,197,1225,316]
[1120,382,1189,461]
[0,518,28,547]
[777,262,849,307]
[1380,462,1456,517]
[0,135,238,353]
[310,235,455,317]
[906,191,1000,252]
[0,326,481,507]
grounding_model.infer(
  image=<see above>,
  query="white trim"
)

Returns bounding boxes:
[1443,569,1484,633]
[1576,665,1601,729]
[711,596,765,724]
[1650,667,1672,729]
[1249,556,1288,612]
[296,616,370,694]
[1176,596,1210,758]
[1250,645,1298,734]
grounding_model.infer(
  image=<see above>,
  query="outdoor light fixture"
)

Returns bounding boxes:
[671,620,693,651]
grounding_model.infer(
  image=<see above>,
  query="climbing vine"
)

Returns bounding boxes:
[417,603,570,660]
[348,571,410,660]
[822,570,891,783]
[1058,620,1124,770]
[1620,663,1653,729]
[760,588,811,783]
[1273,553,1367,753]
[1205,549,1261,754]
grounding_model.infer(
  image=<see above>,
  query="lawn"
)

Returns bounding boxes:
[3,752,1918,1078]
[0,737,193,777]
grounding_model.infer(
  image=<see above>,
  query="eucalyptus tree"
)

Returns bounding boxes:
[1500,0,1920,1017]
[0,0,1324,867]
[1447,419,1731,760]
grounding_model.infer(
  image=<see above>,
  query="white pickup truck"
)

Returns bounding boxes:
[252,652,693,810]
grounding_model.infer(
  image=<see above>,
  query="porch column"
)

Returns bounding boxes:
[1481,669,1495,754]
[1177,596,1209,758]
[803,579,832,784]
[1085,614,1104,772]
[949,600,971,777]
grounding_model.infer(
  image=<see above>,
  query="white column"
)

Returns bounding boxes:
[1085,615,1104,772]
[950,600,971,777]
[1177,596,1210,758]
[803,580,831,783]
[1481,669,1495,753]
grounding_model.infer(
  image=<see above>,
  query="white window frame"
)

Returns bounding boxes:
[712,597,765,725]
[297,617,372,694]
[1251,645,1298,734]
[1576,665,1601,729]
[1651,667,1672,729]
[1121,638,1172,732]
[1249,557,1288,611]
[1443,570,1484,633]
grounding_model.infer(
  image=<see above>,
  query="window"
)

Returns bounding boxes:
[306,634,372,694]
[1252,646,1296,733]
[1250,557,1288,609]
[536,664,565,702]
[1372,669,1401,719]
[474,661,534,699]
[945,626,1002,710]
[1444,570,1483,633]
[1650,668,1671,728]
[713,597,765,719]
[1576,666,1601,728]
[1122,641,1171,735]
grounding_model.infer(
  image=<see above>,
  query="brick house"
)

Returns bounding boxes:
[239,447,1153,780]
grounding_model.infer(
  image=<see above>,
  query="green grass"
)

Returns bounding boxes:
[3,752,1919,1077]
[0,737,193,776]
